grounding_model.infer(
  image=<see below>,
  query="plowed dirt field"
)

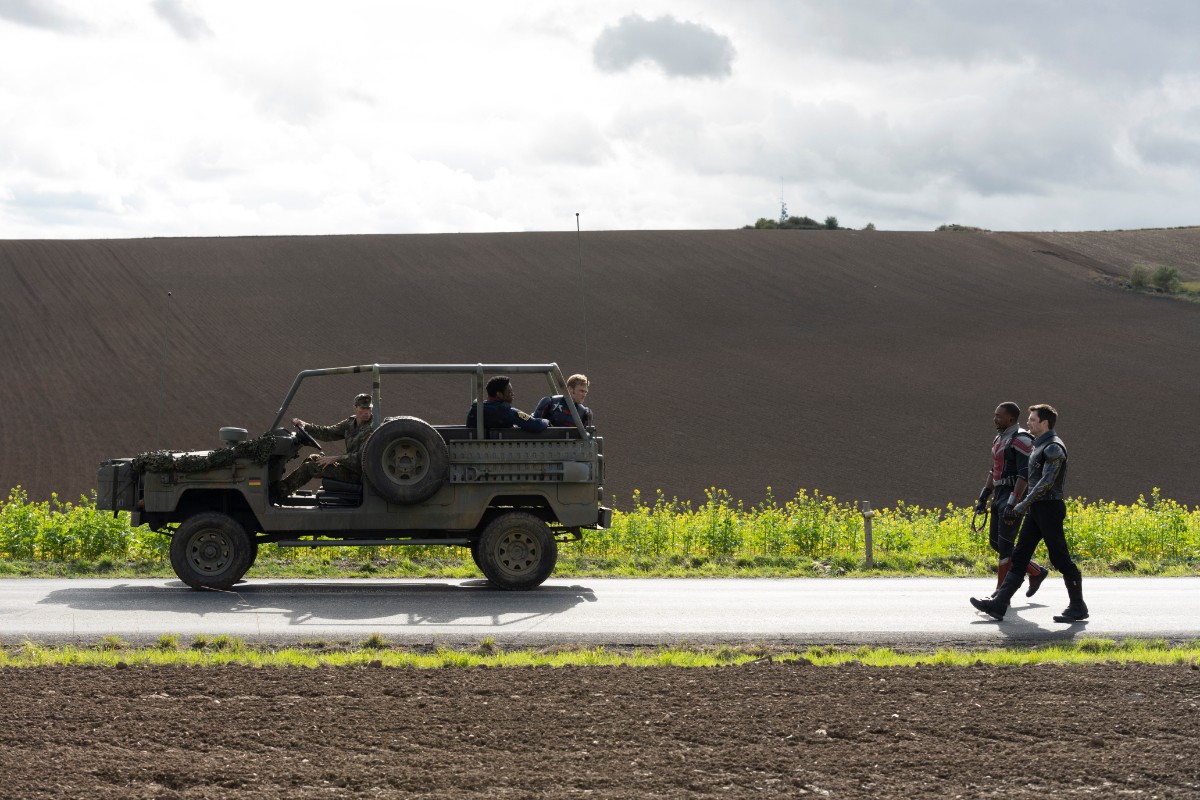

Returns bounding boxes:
[3,228,1199,508]
[3,662,1197,798]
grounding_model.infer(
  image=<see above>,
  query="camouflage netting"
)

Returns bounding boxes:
[133,433,279,474]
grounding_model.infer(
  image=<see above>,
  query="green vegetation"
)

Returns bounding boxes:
[2,486,1198,578]
[1,636,1196,669]
[1127,264,1199,301]
[743,203,841,230]
[935,223,989,232]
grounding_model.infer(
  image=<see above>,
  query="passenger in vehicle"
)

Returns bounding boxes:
[273,393,374,497]
[535,373,592,427]
[467,376,549,433]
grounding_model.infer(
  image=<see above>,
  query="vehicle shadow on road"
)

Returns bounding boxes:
[37,580,599,631]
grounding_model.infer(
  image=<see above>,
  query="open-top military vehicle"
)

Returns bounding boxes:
[96,363,610,590]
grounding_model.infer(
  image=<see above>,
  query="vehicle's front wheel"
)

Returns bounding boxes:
[476,512,557,590]
[169,513,254,590]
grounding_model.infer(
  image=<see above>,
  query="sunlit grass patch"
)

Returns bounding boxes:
[2,637,1198,670]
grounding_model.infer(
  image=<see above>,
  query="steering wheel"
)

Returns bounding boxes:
[294,425,323,452]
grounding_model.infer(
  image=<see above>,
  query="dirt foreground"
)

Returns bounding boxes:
[2,662,1197,798]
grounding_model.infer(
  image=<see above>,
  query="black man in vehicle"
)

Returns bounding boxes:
[467,375,550,433]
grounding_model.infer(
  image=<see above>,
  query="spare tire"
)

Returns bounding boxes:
[361,416,449,504]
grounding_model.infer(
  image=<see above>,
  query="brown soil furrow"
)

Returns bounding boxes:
[1,229,1197,507]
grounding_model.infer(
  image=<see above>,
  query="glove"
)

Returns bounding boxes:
[974,487,991,515]
[1003,501,1025,526]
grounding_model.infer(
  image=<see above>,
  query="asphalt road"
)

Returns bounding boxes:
[2,577,1197,649]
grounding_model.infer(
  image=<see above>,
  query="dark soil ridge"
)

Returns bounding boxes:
[1,662,1197,798]
[2,229,1198,508]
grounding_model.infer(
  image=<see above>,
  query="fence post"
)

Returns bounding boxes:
[859,501,876,568]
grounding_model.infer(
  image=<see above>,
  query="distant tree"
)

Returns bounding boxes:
[1128,265,1150,289]
[743,212,834,230]
[862,222,876,231]
[936,223,988,232]
[824,216,839,230]
[1151,265,1182,293]
[780,215,821,229]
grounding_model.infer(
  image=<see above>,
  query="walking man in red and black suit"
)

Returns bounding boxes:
[973,402,1049,597]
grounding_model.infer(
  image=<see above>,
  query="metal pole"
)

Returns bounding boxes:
[860,501,875,569]
[576,212,588,373]
[157,291,171,449]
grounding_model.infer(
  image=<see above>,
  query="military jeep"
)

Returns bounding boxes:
[95,363,610,591]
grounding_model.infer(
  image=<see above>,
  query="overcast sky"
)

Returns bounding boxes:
[2,0,1199,238]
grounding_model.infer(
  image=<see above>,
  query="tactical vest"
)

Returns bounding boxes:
[992,426,1033,487]
[1027,433,1068,501]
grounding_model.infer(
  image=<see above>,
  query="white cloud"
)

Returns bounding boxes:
[152,0,212,41]
[593,14,735,79]
[0,0,88,33]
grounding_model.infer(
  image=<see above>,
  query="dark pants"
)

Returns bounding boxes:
[1009,499,1081,582]
[988,488,1020,558]
[279,454,360,495]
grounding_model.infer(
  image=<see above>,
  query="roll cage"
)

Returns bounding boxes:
[267,363,592,440]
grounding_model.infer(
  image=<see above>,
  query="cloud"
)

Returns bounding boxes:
[593,14,734,79]
[0,0,88,33]
[755,0,1200,89]
[152,0,213,41]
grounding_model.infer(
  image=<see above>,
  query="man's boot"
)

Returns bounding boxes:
[1054,577,1089,622]
[1025,561,1049,597]
[992,559,1011,598]
[971,568,1025,620]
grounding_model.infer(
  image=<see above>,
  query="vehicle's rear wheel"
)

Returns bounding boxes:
[361,417,449,504]
[476,512,557,590]
[169,512,254,590]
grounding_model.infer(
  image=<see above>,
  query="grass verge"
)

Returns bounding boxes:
[1,554,1197,579]
[4,486,1198,579]
[2,637,1198,669]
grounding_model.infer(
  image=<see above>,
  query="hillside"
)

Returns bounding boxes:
[1025,227,1200,280]
[1,229,1197,509]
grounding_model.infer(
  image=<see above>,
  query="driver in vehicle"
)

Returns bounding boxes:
[273,392,374,498]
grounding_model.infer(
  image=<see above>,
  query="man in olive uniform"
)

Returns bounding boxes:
[974,402,1049,597]
[274,392,374,497]
[971,404,1088,622]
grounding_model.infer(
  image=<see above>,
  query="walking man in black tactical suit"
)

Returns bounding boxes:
[467,375,550,433]
[974,402,1049,597]
[971,404,1089,622]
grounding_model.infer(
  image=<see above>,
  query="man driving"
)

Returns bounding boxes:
[273,392,374,498]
